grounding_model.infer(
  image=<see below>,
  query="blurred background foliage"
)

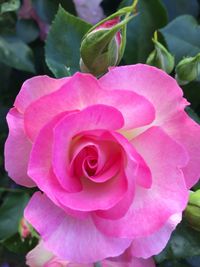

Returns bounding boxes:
[0,0,200,266]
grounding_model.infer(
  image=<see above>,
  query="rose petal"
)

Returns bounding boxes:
[26,240,54,267]
[52,105,124,192]
[94,127,188,238]
[95,132,151,220]
[104,248,156,267]
[130,213,182,258]
[99,64,200,188]
[164,111,200,188]
[99,64,187,125]
[29,105,128,211]
[14,75,68,113]
[24,192,132,263]
[24,72,155,141]
[4,108,35,187]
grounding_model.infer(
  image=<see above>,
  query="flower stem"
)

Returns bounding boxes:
[93,263,102,267]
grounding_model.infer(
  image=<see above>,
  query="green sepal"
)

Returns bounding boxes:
[80,15,133,75]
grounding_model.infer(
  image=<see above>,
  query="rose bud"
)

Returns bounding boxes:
[146,32,175,74]
[80,6,135,76]
[175,53,200,85]
[19,217,31,239]
[185,190,200,231]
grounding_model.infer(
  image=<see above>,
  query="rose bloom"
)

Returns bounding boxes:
[26,240,155,267]
[5,64,200,263]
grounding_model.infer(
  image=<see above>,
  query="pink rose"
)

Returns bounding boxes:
[5,64,200,263]
[26,240,155,267]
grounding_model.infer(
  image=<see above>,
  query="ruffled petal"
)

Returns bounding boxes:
[24,72,155,141]
[94,127,188,238]
[24,192,132,263]
[164,111,200,188]
[14,75,68,113]
[99,64,187,125]
[130,213,182,258]
[4,108,35,187]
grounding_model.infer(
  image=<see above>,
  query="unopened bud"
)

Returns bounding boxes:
[185,190,200,231]
[146,32,174,74]
[175,53,200,85]
[80,5,135,76]
[19,218,31,239]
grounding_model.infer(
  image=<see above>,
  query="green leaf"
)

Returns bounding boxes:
[162,0,199,21]
[45,6,91,77]
[158,260,195,267]
[16,19,39,43]
[120,0,167,64]
[155,220,200,263]
[0,0,20,14]
[0,193,29,241]
[32,0,76,24]
[3,233,38,254]
[157,257,200,267]
[0,35,35,72]
[160,15,200,63]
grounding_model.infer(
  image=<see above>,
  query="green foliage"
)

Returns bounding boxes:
[146,32,175,74]
[155,220,200,263]
[16,19,39,43]
[162,0,199,21]
[160,15,200,63]
[45,6,91,77]
[0,35,35,72]
[0,192,29,241]
[32,0,76,23]
[3,233,38,254]
[120,0,168,64]
[0,0,20,14]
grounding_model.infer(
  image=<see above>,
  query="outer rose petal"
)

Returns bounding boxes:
[104,258,156,267]
[26,241,54,267]
[26,240,92,267]
[99,64,187,124]
[4,108,35,187]
[94,127,188,238]
[127,258,155,267]
[26,240,155,267]
[14,75,68,113]
[164,112,200,188]
[104,248,156,267]
[24,192,132,263]
[24,72,155,140]
[99,64,200,188]
[130,213,182,258]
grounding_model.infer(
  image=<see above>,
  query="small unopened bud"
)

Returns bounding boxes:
[146,32,175,74]
[185,190,200,231]
[175,53,200,85]
[80,5,135,76]
[19,218,31,239]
